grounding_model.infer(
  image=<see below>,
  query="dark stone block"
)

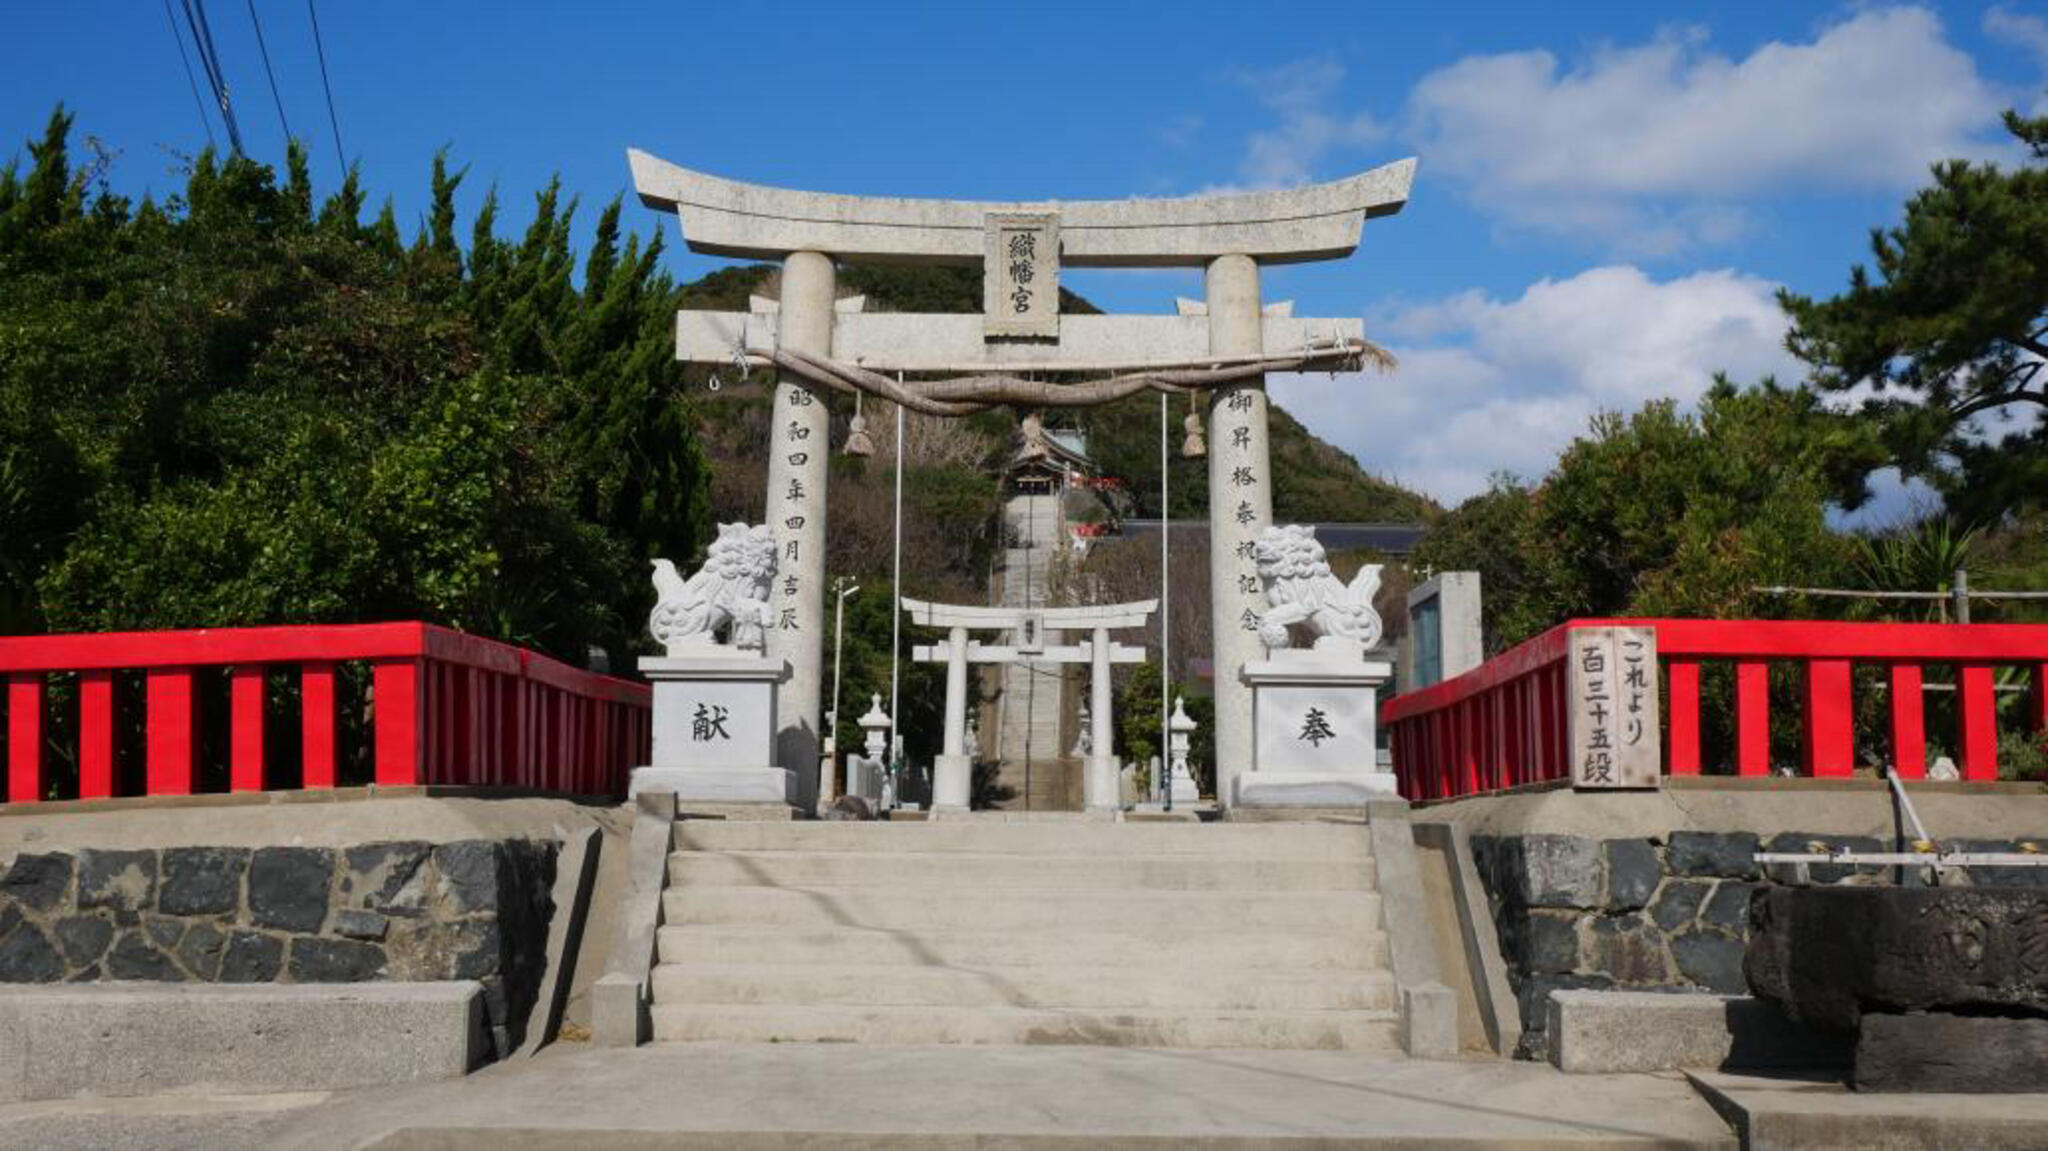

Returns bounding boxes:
[1586,913,1671,985]
[1949,838,2048,889]
[1491,835,1604,910]
[1810,836,1885,885]
[159,848,248,916]
[1516,911,1582,974]
[218,931,283,982]
[78,850,156,911]
[0,921,64,982]
[1650,879,1710,932]
[1856,1012,2048,1093]
[341,842,431,916]
[2,852,74,911]
[104,930,183,981]
[1701,882,1758,934]
[288,936,386,982]
[176,922,228,980]
[53,915,114,966]
[449,919,504,980]
[434,842,504,916]
[246,847,333,933]
[0,903,21,939]
[1748,886,2048,1032]
[143,915,184,952]
[1668,831,1760,879]
[1673,930,1747,993]
[1604,839,1659,911]
[332,909,389,941]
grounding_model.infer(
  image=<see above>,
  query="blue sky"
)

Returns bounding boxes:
[6,2,2046,509]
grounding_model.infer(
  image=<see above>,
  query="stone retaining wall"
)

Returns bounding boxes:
[0,838,555,1057]
[1470,829,2047,1059]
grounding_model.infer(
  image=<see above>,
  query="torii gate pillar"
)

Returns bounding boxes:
[765,250,835,810]
[1205,254,1270,806]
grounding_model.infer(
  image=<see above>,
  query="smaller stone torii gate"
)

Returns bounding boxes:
[905,597,1155,812]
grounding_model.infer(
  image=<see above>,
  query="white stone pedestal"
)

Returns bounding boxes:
[1235,653,1395,807]
[630,652,793,805]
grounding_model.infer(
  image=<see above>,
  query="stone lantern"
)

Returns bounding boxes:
[1167,696,1201,806]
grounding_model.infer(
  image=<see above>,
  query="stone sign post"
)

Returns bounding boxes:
[1567,626,1661,789]
[629,151,1413,807]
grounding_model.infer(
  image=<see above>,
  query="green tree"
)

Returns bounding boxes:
[1415,381,1865,649]
[1780,109,2048,522]
[0,107,710,663]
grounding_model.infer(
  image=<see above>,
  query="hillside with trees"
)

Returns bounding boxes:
[0,109,707,668]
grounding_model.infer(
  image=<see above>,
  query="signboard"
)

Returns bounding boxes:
[1568,626,1661,789]
[984,212,1059,338]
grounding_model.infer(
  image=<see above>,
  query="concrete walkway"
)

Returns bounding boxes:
[0,1042,1737,1149]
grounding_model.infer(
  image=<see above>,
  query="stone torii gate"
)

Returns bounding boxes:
[905,597,1154,813]
[630,151,1414,807]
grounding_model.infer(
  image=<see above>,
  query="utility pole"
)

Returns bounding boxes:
[826,577,859,806]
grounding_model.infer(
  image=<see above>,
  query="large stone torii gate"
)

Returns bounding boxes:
[630,151,1414,807]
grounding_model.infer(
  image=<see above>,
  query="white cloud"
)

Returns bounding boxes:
[1405,7,2008,253]
[1221,56,1386,190]
[1987,4,2048,69]
[1271,266,1799,503]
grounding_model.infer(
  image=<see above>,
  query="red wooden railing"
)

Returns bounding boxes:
[0,623,650,803]
[1383,618,2048,801]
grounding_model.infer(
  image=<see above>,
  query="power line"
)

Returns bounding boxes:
[306,0,346,178]
[180,0,244,155]
[161,0,216,150]
[245,0,291,144]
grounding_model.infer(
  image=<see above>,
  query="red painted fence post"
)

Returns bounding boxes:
[1735,660,1770,777]
[1802,658,1854,777]
[1888,663,1925,779]
[145,667,197,795]
[373,658,423,787]
[230,666,267,792]
[301,662,337,788]
[7,674,44,803]
[1958,664,2000,782]
[78,670,115,800]
[1667,659,1701,775]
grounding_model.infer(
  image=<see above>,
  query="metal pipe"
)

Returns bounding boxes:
[829,578,859,804]
[1160,390,1171,811]
[888,394,904,807]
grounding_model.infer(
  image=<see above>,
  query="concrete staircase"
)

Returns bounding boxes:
[647,819,1400,1050]
[993,491,1075,808]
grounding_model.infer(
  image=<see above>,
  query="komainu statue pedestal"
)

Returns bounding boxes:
[630,653,793,805]
[1236,648,1394,807]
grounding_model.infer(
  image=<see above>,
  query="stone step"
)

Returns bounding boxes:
[660,886,1382,932]
[650,962,1399,1012]
[656,925,1389,971]
[649,1003,1401,1049]
[671,821,1377,859]
[667,851,1376,892]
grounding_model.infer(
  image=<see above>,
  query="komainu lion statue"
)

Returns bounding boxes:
[648,523,778,654]
[1251,524,1383,652]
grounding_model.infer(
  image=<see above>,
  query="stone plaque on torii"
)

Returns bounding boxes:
[904,597,1155,813]
[629,151,1414,808]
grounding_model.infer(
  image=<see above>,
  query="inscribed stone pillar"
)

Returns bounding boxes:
[765,250,835,809]
[1085,625,1117,811]
[1205,254,1270,806]
[934,626,971,811]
